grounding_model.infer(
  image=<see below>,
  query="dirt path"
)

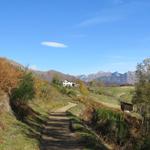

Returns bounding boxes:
[55,102,77,113]
[40,102,83,150]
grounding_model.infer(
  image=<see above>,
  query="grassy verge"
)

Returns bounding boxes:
[67,112,108,150]
[68,102,86,116]
[0,112,39,150]
[0,88,75,150]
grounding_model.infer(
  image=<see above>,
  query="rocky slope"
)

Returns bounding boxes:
[78,71,136,85]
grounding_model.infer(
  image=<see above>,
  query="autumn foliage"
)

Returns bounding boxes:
[0,58,23,95]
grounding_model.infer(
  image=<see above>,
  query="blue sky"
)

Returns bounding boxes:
[0,0,150,75]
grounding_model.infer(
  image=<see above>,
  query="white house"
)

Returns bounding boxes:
[62,80,75,87]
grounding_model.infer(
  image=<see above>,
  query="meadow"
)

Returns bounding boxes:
[89,86,134,109]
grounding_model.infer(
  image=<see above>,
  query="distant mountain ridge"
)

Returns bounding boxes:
[1,57,136,85]
[77,71,136,85]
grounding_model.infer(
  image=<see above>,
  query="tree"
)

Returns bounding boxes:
[132,58,150,135]
[11,72,35,104]
[133,58,150,104]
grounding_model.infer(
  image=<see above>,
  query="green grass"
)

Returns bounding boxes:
[68,102,86,116]
[90,93,119,104]
[0,112,39,150]
[101,86,134,98]
[89,86,134,107]
[0,98,71,150]
[67,112,108,150]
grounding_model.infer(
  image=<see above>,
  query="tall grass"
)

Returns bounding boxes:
[92,108,129,145]
[67,112,107,150]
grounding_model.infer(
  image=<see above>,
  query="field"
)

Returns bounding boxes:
[89,86,134,109]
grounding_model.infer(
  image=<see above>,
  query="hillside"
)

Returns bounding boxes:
[0,57,149,150]
[1,57,77,82]
[34,70,76,82]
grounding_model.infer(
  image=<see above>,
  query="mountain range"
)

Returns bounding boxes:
[1,57,136,85]
[77,71,135,85]
[34,70,136,85]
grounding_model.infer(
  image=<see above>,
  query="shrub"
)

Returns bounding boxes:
[92,108,129,145]
[10,72,35,121]
[60,87,76,97]
[77,80,89,96]
[52,76,61,86]
[11,72,35,104]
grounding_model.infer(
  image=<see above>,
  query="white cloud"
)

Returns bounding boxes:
[77,16,121,27]
[29,65,38,70]
[41,41,68,48]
